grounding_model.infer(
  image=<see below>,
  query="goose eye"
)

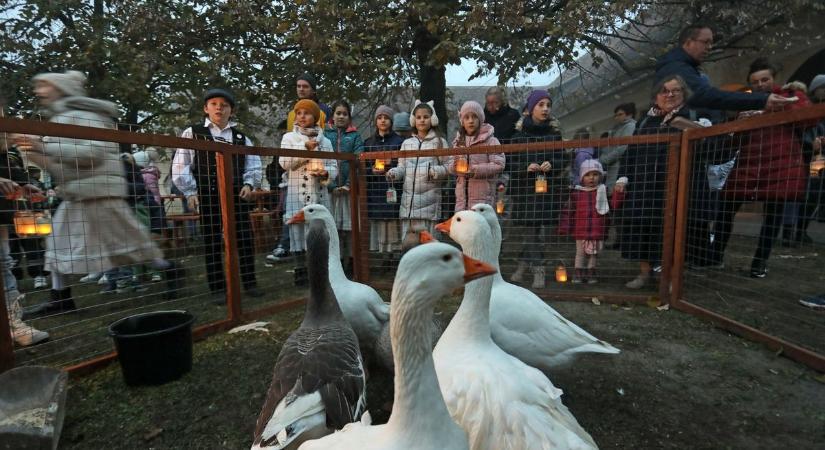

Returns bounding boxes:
[308,208,314,213]
[442,254,452,262]
[456,217,462,222]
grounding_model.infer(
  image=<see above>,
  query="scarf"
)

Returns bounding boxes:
[646,104,683,127]
[295,125,321,138]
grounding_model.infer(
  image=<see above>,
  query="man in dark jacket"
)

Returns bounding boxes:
[483,86,521,142]
[655,24,795,121]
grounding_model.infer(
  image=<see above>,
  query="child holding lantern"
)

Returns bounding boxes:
[447,100,505,212]
[386,100,449,237]
[279,99,337,254]
[364,105,404,253]
[559,159,626,284]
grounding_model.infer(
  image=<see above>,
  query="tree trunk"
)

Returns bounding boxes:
[419,63,448,135]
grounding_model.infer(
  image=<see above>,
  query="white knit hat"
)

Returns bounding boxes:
[809,74,825,94]
[32,70,87,97]
[410,100,439,127]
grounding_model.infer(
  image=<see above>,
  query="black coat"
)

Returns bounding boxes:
[485,106,521,142]
[655,47,768,121]
[616,113,685,262]
[507,118,568,225]
[364,132,405,219]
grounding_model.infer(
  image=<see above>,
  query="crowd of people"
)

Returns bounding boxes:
[3,23,825,347]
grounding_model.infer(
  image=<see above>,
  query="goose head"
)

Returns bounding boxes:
[287,203,334,226]
[435,210,493,252]
[393,242,496,305]
[470,203,502,246]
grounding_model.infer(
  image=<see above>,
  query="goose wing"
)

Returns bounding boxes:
[254,323,366,446]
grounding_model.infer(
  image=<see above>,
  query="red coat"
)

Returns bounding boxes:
[724,86,811,201]
[559,188,625,240]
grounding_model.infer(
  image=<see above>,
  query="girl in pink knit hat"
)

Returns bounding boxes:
[559,159,626,283]
[447,101,505,212]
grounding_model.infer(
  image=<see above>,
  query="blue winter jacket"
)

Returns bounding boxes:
[323,125,365,189]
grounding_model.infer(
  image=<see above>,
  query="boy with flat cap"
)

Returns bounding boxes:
[172,88,263,300]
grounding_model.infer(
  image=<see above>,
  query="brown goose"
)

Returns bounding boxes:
[252,219,366,450]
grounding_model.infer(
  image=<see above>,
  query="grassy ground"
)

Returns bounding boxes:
[59,293,825,449]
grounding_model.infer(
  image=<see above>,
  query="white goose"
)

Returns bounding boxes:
[434,211,598,450]
[252,220,366,450]
[288,204,389,347]
[469,203,619,370]
[299,242,494,450]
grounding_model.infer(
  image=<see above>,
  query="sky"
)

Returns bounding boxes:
[445,58,560,87]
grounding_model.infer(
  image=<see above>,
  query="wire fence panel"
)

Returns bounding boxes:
[358,132,679,301]
[0,117,354,369]
[677,107,825,363]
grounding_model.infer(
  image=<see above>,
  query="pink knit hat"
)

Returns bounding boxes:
[459,100,485,122]
[579,159,605,183]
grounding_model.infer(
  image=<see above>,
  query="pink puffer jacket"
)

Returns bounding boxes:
[448,123,505,211]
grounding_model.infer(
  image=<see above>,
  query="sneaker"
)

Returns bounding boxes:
[587,277,599,285]
[8,297,49,347]
[265,246,290,263]
[80,272,102,283]
[97,273,109,285]
[798,295,825,310]
[151,273,163,282]
[625,275,650,289]
[571,276,583,284]
[749,259,767,279]
[33,276,48,289]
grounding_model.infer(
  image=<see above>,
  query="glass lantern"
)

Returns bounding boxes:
[535,174,548,193]
[555,264,568,283]
[14,210,52,238]
[810,155,825,177]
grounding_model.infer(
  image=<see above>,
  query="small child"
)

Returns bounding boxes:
[560,159,625,283]
[386,100,448,237]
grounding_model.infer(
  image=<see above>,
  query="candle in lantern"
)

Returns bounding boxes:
[495,199,505,214]
[535,174,548,193]
[374,159,385,171]
[555,265,568,283]
[13,211,37,237]
[35,221,52,235]
[455,157,469,174]
[308,158,324,172]
[810,155,825,177]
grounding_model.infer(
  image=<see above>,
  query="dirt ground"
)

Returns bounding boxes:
[59,292,825,449]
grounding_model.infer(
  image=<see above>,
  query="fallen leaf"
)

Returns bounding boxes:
[616,388,625,396]
[656,304,670,311]
[229,322,270,334]
[769,369,779,375]
[591,297,601,306]
[646,296,662,308]
[143,427,163,441]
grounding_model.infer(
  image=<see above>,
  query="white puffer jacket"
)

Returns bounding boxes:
[387,130,449,221]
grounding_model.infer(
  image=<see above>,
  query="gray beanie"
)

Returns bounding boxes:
[393,112,411,131]
[809,74,825,94]
[33,70,87,97]
[375,105,395,121]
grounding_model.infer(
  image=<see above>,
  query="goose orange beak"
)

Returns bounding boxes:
[287,210,305,224]
[462,253,497,282]
[435,217,453,234]
[419,230,437,244]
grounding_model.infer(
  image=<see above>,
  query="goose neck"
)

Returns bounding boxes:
[387,283,455,433]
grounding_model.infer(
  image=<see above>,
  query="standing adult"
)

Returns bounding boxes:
[709,59,812,278]
[796,75,825,245]
[617,75,700,289]
[286,73,332,130]
[13,71,175,317]
[483,86,521,142]
[655,24,796,121]
[599,103,637,193]
[173,88,263,299]
[506,90,566,289]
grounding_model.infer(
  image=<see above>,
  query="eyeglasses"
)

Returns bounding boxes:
[657,88,684,97]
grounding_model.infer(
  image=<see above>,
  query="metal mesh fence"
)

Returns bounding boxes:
[677,106,825,359]
[358,132,679,301]
[0,116,353,370]
[2,103,825,373]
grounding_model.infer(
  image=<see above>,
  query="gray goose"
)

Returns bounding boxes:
[252,219,366,450]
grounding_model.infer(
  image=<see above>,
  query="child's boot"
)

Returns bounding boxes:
[511,261,528,283]
[572,268,585,284]
[531,266,546,289]
[587,268,598,284]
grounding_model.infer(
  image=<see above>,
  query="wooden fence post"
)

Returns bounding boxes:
[216,150,242,322]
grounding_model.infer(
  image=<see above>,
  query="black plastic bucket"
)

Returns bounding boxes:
[108,310,196,386]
